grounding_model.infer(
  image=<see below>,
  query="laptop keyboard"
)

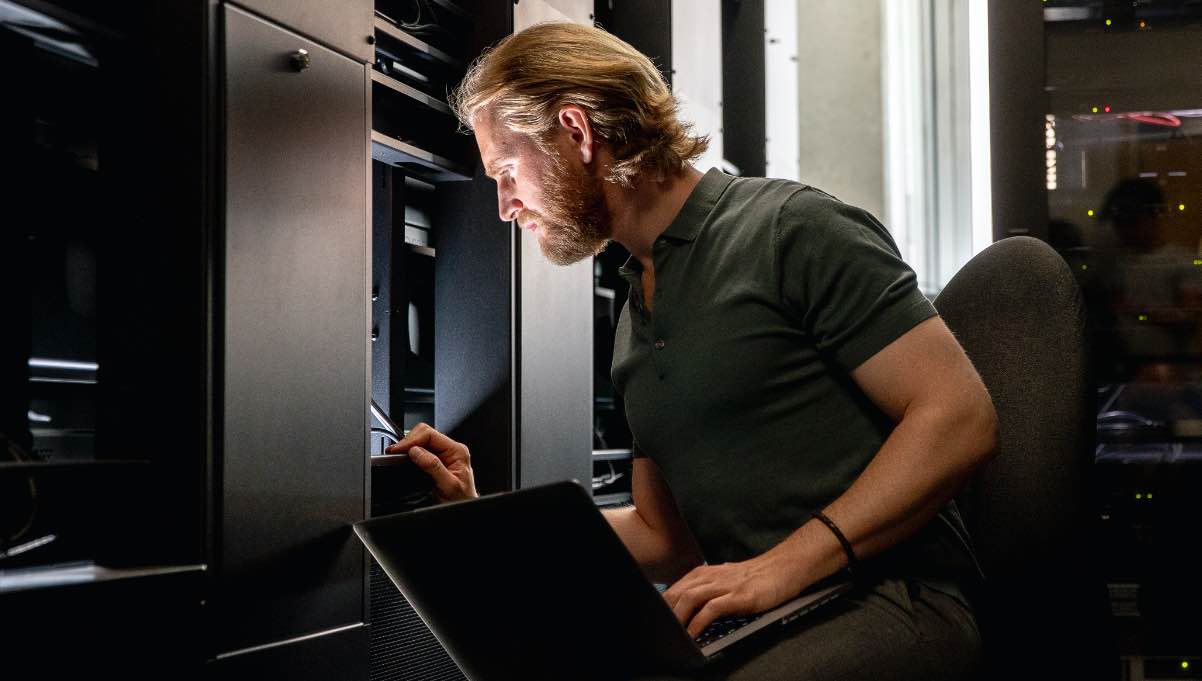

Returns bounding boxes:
[694,613,762,647]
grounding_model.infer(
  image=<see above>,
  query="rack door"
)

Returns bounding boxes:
[219,4,369,660]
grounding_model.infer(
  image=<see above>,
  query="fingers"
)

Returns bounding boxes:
[686,595,734,639]
[662,567,747,638]
[667,580,724,633]
[386,422,461,457]
[665,579,734,638]
[382,422,477,502]
[407,445,461,499]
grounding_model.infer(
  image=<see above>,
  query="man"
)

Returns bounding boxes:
[387,21,997,681]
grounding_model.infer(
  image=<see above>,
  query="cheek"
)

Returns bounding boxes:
[525,188,554,220]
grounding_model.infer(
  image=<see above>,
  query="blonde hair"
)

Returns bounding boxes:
[448,22,708,186]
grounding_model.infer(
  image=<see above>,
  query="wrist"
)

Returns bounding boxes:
[763,517,852,590]
[752,536,815,597]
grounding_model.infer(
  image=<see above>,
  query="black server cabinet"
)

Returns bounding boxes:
[233,0,374,62]
[214,3,369,671]
[1,1,211,677]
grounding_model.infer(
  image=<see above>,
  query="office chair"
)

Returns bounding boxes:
[933,236,1116,680]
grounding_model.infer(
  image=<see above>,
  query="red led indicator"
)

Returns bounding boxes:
[1104,106,1111,113]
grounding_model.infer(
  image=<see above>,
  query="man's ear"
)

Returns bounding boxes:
[557,104,594,164]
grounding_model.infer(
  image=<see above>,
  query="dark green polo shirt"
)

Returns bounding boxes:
[611,168,978,585]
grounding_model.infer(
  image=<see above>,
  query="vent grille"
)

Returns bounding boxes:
[369,560,466,681]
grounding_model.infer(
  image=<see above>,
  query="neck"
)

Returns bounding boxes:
[604,165,704,269]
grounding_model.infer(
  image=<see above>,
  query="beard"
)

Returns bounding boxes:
[519,153,612,266]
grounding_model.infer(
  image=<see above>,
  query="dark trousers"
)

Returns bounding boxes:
[628,578,981,681]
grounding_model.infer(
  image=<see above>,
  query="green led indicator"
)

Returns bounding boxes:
[1183,661,1190,671]
[1138,314,1149,322]
[1105,18,1113,26]
[1136,493,1143,500]
[1147,493,1153,500]
[1194,259,1202,266]
[1081,264,1089,271]
[1091,106,1099,114]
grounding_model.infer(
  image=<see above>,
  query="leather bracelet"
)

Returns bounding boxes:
[809,510,858,578]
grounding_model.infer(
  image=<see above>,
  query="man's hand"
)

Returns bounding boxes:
[385,423,479,503]
[661,549,804,639]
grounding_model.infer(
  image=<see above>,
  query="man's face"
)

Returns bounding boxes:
[475,112,611,266]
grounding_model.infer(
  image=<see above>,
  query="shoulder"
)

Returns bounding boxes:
[717,174,813,216]
[717,176,877,238]
[774,184,903,259]
[706,175,818,243]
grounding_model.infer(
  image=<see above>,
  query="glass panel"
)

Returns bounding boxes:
[1045,0,1202,638]
[1046,3,1202,389]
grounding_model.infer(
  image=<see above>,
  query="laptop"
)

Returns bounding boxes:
[353,479,851,681]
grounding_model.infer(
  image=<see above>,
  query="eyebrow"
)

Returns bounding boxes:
[483,141,514,179]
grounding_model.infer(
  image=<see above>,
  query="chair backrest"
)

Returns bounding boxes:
[933,237,1113,680]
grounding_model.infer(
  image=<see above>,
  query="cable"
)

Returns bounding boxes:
[372,427,401,444]
[1,436,40,556]
[936,511,987,582]
[399,0,452,39]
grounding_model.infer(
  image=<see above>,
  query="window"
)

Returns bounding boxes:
[883,0,993,294]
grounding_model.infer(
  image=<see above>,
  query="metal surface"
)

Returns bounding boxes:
[231,0,373,63]
[208,621,369,681]
[721,0,766,179]
[516,224,594,490]
[988,0,1050,241]
[290,47,310,71]
[221,4,367,654]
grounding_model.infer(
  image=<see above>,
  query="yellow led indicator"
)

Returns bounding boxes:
[1091,106,1099,113]
[1179,204,1186,211]
[1194,259,1202,266]
[1147,494,1153,500]
[1136,493,1143,500]
[1183,661,1190,671]
[1081,264,1089,271]
[1138,314,1149,321]
[1088,209,1095,216]
[1105,19,1112,26]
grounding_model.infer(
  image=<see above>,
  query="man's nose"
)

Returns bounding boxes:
[497,186,523,222]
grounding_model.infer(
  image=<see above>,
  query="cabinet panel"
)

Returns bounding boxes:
[221,5,368,654]
[517,234,594,490]
[232,0,374,63]
[208,623,369,680]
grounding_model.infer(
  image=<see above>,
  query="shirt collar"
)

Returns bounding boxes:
[618,167,734,280]
[658,167,735,243]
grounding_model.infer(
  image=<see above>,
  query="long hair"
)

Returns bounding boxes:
[448,22,708,186]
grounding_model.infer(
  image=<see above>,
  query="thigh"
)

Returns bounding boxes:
[676,578,981,681]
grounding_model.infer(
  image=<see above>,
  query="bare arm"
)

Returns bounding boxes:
[602,456,704,584]
[664,316,998,637]
[770,315,998,586]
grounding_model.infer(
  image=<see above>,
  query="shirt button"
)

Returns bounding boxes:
[654,339,666,350]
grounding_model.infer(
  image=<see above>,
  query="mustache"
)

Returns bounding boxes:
[516,210,542,226]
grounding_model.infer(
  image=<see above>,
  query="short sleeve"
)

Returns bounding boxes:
[775,187,938,371]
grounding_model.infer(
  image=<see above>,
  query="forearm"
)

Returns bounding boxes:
[603,504,702,583]
[761,397,997,588]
